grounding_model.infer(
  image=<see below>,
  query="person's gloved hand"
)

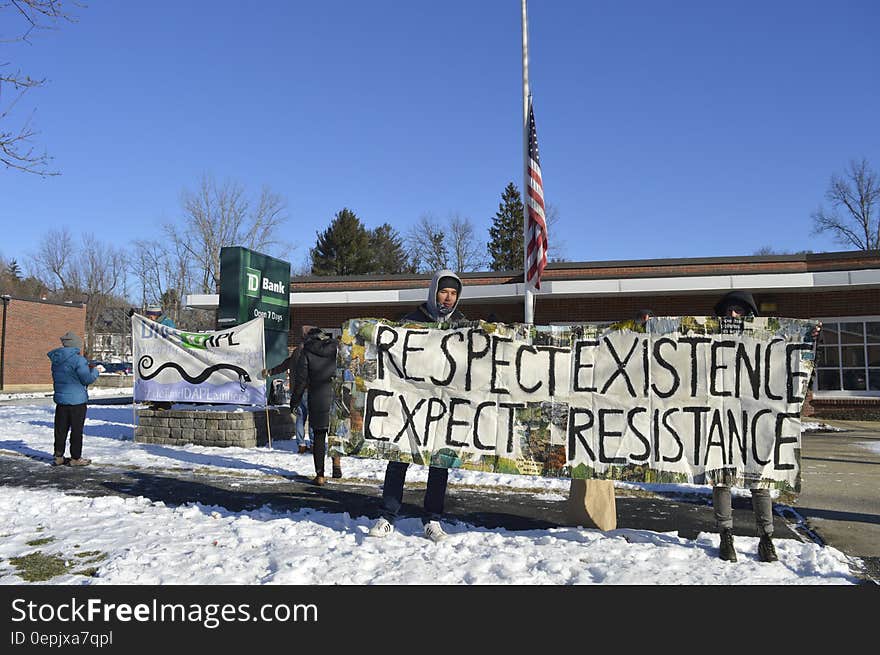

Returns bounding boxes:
[260,368,268,378]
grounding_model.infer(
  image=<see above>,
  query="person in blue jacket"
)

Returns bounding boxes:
[48,331,100,466]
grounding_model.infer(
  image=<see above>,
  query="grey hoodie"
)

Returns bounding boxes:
[401,269,465,323]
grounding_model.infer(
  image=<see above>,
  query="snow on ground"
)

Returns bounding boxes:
[0,390,863,585]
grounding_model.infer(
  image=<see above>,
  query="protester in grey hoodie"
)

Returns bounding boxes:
[368,270,466,543]
[47,331,99,466]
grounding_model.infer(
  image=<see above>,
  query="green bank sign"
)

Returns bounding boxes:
[219,247,290,332]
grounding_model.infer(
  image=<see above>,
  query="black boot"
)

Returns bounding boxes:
[331,455,342,479]
[719,528,737,562]
[758,534,778,562]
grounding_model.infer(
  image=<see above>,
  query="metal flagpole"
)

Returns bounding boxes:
[521,0,534,324]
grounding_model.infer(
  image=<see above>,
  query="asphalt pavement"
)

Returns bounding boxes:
[0,396,877,584]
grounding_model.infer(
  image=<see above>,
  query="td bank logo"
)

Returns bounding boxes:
[245,267,261,298]
[245,266,287,301]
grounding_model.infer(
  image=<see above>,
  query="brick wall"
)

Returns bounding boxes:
[2,297,87,388]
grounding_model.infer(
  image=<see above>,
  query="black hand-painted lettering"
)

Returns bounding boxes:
[376,325,402,380]
[473,401,496,451]
[573,340,599,392]
[535,346,568,397]
[430,331,463,386]
[774,412,800,470]
[703,408,727,466]
[515,345,542,393]
[423,398,448,445]
[600,336,638,397]
[401,329,428,382]
[735,342,761,400]
[364,388,393,441]
[394,395,427,444]
[763,339,784,401]
[568,407,595,461]
[679,336,711,397]
[651,338,680,398]
[750,409,773,465]
[627,407,650,462]
[710,340,735,397]
[499,402,526,452]
[682,406,710,465]
[598,408,627,464]
[445,397,471,448]
[465,328,491,391]
[727,409,748,467]
[661,408,683,463]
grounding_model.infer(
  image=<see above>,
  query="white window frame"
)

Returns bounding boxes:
[812,315,880,398]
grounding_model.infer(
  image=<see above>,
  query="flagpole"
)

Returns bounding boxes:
[521,0,534,325]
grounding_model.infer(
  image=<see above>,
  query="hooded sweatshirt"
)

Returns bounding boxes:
[290,328,339,431]
[47,347,100,405]
[401,269,466,323]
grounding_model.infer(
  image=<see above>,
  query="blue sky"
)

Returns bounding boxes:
[1,0,878,272]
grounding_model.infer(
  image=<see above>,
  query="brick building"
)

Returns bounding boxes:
[0,295,87,391]
[184,250,880,418]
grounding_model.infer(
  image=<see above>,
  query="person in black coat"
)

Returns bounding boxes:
[289,327,340,485]
[368,269,466,542]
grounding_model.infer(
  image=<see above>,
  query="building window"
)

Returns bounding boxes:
[814,318,880,397]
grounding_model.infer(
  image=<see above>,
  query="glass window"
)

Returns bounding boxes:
[817,369,841,391]
[870,369,880,391]
[819,322,839,345]
[816,347,839,367]
[841,346,866,367]
[868,322,880,342]
[843,369,867,391]
[840,322,864,344]
[869,346,880,367]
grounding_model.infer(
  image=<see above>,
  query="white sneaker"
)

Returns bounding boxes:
[424,520,448,542]
[368,517,394,538]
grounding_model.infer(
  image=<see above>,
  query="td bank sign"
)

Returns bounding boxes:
[219,247,290,332]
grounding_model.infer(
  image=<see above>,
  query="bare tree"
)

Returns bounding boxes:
[1,0,80,175]
[29,229,128,354]
[448,213,485,272]
[812,158,880,251]
[406,214,449,273]
[163,175,291,294]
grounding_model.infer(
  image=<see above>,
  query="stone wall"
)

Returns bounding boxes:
[134,407,294,448]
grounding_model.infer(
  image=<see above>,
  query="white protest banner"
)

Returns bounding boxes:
[133,315,266,405]
[330,316,818,492]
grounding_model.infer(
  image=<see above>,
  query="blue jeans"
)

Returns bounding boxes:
[380,461,449,525]
[295,391,313,447]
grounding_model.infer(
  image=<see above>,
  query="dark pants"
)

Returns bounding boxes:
[54,403,87,460]
[380,461,448,525]
[312,428,328,476]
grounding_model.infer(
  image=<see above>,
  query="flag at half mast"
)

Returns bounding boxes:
[525,96,548,289]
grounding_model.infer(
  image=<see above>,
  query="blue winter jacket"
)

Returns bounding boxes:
[47,347,100,405]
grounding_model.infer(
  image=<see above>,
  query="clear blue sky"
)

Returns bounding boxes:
[2,0,878,272]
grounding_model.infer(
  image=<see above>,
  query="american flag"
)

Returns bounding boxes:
[525,97,548,289]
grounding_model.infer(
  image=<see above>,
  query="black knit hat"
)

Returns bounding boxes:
[436,275,461,294]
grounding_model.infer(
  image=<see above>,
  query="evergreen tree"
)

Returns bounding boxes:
[370,223,413,274]
[7,259,22,280]
[487,182,524,271]
[310,208,373,276]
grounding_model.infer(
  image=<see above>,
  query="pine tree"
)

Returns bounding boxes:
[370,223,413,274]
[7,259,22,280]
[487,182,524,271]
[310,208,373,276]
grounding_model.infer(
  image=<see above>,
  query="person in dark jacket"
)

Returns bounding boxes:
[710,290,775,562]
[263,326,314,454]
[288,327,340,485]
[48,332,100,466]
[368,270,467,543]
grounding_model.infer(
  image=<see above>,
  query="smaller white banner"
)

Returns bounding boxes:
[132,315,266,405]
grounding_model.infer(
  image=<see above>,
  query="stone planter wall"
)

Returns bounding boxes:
[134,406,294,448]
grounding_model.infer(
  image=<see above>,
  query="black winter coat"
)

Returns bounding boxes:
[401,303,467,323]
[290,331,338,431]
